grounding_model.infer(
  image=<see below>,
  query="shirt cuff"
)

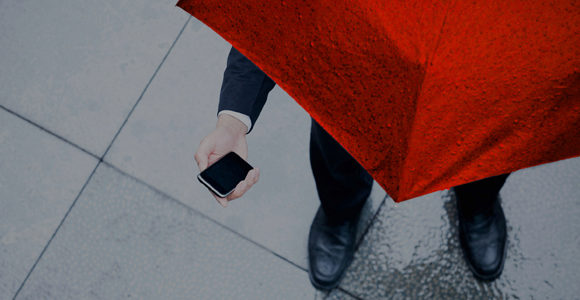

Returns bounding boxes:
[218,110,252,134]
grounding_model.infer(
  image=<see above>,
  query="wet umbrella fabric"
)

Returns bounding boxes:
[176,0,580,202]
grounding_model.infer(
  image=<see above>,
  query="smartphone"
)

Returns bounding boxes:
[197,151,254,198]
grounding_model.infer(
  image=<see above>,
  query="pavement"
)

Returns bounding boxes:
[0,0,579,299]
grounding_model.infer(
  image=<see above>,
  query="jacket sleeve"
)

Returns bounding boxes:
[218,46,277,134]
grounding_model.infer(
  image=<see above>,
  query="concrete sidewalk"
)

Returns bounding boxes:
[1,0,578,299]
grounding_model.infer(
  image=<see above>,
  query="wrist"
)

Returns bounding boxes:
[217,113,248,136]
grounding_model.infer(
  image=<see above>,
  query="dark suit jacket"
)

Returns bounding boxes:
[218,46,277,133]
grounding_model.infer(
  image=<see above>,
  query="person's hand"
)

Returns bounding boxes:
[194,114,260,207]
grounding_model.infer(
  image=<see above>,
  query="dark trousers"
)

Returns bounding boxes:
[309,117,510,221]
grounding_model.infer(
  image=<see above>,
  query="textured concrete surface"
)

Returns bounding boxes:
[0,0,187,155]
[316,289,358,300]
[0,109,96,297]
[1,0,579,299]
[16,164,316,299]
[339,158,580,299]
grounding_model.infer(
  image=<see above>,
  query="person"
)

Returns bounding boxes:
[194,46,510,289]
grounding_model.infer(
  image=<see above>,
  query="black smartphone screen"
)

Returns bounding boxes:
[198,152,253,197]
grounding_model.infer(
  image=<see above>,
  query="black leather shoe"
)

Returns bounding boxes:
[456,190,507,281]
[308,206,360,290]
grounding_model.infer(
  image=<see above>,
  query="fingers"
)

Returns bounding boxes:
[227,168,259,201]
[214,194,229,208]
[194,152,208,171]
[195,138,214,171]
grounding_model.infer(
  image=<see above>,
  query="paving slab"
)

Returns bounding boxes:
[0,109,96,298]
[338,157,580,299]
[0,0,188,155]
[16,164,317,299]
[105,18,387,269]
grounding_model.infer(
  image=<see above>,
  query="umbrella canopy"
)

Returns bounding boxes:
[176,0,580,202]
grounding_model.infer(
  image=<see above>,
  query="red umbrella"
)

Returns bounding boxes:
[176,0,580,202]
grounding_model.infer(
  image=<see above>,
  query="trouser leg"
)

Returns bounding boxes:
[454,173,510,216]
[309,117,374,222]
